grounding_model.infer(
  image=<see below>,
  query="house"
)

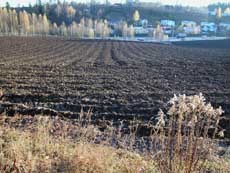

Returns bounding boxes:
[200,22,217,34]
[161,20,176,27]
[180,21,200,35]
[181,21,196,27]
[160,20,175,35]
[219,23,230,32]
[133,26,149,36]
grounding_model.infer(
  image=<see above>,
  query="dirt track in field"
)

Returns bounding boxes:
[0,37,230,137]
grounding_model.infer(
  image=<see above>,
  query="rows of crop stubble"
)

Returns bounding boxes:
[0,36,230,137]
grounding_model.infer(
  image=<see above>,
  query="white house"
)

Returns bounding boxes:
[160,20,175,35]
[200,22,217,33]
[219,23,230,31]
[181,21,196,27]
[181,21,200,35]
[134,26,149,35]
[160,20,176,27]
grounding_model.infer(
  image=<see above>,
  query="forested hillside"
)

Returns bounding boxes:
[8,1,208,26]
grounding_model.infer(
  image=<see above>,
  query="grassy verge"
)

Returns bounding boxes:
[0,93,229,173]
[0,116,157,173]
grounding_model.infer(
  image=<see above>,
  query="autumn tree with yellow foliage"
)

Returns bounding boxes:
[19,10,30,35]
[133,10,140,23]
[216,7,222,19]
[0,7,112,38]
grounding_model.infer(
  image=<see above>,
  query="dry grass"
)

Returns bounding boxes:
[0,88,3,98]
[0,116,157,173]
[0,93,229,173]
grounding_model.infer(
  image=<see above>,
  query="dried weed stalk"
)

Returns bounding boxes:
[152,93,224,173]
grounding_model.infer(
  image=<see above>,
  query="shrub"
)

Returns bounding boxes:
[152,93,224,173]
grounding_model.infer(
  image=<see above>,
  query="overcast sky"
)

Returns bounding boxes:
[0,0,229,7]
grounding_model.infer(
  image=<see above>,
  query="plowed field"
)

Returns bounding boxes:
[0,37,230,136]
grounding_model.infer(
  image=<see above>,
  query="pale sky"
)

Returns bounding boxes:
[0,0,229,7]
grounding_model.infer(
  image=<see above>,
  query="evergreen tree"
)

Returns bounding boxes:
[5,2,10,11]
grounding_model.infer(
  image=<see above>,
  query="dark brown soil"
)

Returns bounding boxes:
[173,39,230,49]
[0,36,230,137]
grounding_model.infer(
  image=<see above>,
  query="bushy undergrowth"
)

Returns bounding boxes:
[0,93,229,173]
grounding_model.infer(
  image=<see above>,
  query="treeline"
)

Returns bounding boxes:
[0,7,101,37]
[0,7,136,38]
[0,8,49,35]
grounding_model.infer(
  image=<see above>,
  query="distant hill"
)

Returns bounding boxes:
[104,4,208,24]
[12,2,208,26]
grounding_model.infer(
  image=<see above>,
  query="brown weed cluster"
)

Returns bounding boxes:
[150,93,225,173]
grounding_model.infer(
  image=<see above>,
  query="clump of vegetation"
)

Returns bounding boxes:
[151,93,225,173]
[0,93,229,173]
[0,116,156,173]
